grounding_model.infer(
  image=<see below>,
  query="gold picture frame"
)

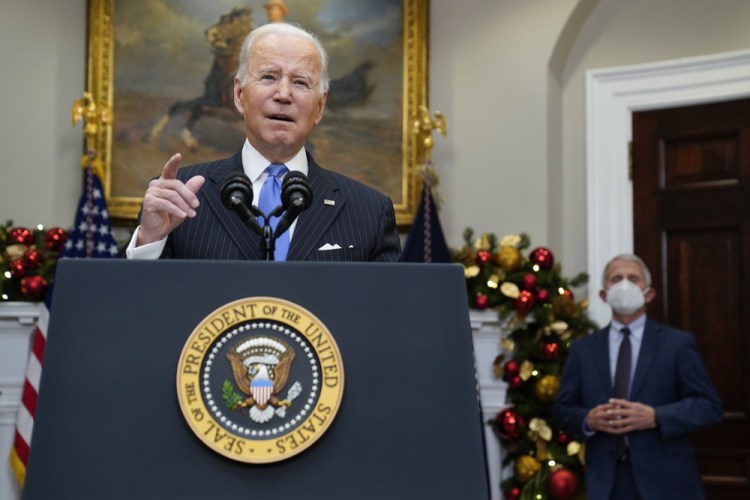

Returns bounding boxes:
[85,0,429,227]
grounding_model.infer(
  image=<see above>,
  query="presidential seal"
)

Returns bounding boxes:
[176,297,344,463]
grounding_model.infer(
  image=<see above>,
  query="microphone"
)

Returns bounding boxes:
[282,171,313,211]
[274,171,313,238]
[221,173,253,211]
[220,173,262,235]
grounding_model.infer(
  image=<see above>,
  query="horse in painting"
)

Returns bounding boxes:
[145,7,252,150]
[145,7,375,151]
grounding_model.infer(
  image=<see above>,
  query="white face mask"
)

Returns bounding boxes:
[605,279,647,316]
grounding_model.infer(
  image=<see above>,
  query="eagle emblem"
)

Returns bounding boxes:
[225,336,302,423]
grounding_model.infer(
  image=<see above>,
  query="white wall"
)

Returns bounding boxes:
[430,0,578,253]
[429,0,750,288]
[558,0,750,290]
[2,0,750,282]
[0,1,86,228]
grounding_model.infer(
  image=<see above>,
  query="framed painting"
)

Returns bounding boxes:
[85,0,429,226]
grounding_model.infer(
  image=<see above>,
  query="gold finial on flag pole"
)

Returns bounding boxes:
[412,104,447,188]
[71,91,112,144]
[71,91,112,180]
[413,104,447,157]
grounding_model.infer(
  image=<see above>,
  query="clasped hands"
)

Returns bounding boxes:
[586,398,657,434]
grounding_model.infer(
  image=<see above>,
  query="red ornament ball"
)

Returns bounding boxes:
[529,247,555,270]
[504,359,520,380]
[45,227,68,252]
[9,227,34,245]
[556,431,570,445]
[495,407,525,441]
[560,288,574,300]
[8,259,27,278]
[20,275,48,301]
[515,290,535,315]
[520,273,538,291]
[474,293,490,310]
[536,288,550,303]
[23,249,43,270]
[505,487,521,500]
[546,468,578,500]
[508,375,524,390]
[476,250,493,265]
[542,342,560,361]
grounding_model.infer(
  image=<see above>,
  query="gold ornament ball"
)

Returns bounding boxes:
[5,243,29,261]
[495,245,522,272]
[514,454,541,483]
[534,374,561,403]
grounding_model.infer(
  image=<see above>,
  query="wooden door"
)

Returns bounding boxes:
[633,98,750,499]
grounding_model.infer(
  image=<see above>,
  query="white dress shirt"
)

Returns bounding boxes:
[608,314,646,396]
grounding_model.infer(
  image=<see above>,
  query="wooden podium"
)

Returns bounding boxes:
[23,260,489,499]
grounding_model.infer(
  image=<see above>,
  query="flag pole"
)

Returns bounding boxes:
[70,91,111,185]
[410,105,448,262]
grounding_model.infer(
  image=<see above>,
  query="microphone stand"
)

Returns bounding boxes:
[262,225,274,261]
[261,205,285,261]
[222,172,311,261]
[226,194,277,261]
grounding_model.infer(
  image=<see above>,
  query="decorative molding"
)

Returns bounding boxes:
[0,382,23,425]
[586,48,750,326]
[0,302,43,325]
[470,309,507,500]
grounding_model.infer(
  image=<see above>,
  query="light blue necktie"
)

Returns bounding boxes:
[258,164,289,260]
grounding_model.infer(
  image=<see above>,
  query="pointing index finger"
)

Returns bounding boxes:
[161,153,182,180]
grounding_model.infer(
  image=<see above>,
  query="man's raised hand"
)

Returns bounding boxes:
[137,153,205,246]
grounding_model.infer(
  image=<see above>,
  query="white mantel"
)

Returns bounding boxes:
[469,309,508,500]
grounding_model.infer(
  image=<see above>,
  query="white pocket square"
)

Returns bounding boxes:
[318,243,342,251]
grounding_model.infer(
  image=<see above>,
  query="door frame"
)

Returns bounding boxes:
[585,48,750,325]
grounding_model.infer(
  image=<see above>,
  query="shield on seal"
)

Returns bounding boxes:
[250,378,273,406]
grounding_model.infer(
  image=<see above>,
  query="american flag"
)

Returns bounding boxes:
[60,166,119,258]
[9,165,118,486]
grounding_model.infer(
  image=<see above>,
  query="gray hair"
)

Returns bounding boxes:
[601,253,652,288]
[235,22,330,95]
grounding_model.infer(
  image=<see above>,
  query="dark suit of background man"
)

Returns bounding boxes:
[125,22,401,262]
[553,253,722,499]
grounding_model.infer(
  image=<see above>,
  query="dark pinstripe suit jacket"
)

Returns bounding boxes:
[156,150,401,262]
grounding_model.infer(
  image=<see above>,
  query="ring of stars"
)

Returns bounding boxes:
[202,320,320,438]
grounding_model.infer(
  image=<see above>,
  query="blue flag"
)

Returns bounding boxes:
[400,177,451,263]
[61,168,119,259]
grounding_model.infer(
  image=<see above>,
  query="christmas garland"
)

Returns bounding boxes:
[452,229,597,500]
[0,220,67,302]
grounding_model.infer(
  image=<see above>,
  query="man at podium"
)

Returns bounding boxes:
[124,22,401,263]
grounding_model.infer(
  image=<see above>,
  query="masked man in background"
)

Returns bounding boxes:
[554,253,722,499]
